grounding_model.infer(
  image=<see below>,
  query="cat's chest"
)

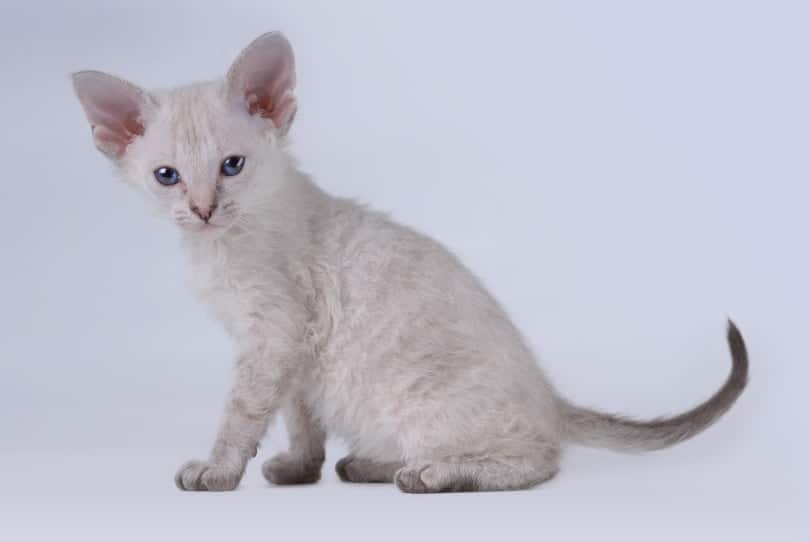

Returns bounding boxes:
[190,258,272,340]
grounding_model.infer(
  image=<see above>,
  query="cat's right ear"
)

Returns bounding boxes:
[72,71,153,159]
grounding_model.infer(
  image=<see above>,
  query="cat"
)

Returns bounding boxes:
[72,32,749,493]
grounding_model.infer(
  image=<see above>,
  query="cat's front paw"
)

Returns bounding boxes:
[262,452,324,485]
[175,460,242,491]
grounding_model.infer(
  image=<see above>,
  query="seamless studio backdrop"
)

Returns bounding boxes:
[0,1,807,540]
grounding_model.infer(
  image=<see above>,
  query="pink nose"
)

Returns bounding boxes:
[190,201,217,222]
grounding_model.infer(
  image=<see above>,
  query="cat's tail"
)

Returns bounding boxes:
[558,320,748,452]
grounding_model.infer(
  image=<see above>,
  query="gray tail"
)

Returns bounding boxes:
[559,320,749,452]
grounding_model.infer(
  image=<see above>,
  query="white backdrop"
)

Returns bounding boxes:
[0,1,806,540]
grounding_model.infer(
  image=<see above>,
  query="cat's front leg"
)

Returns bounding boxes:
[175,345,297,491]
[262,396,326,485]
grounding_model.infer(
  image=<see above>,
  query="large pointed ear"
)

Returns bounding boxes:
[72,71,153,159]
[225,32,297,136]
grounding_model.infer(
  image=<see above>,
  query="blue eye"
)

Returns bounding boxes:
[154,166,180,186]
[221,155,245,176]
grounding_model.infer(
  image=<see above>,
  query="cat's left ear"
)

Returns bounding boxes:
[225,32,297,136]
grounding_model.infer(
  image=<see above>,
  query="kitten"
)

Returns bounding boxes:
[72,32,748,493]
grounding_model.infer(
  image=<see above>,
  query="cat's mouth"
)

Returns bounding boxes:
[187,221,230,234]
[176,201,240,235]
[175,217,234,239]
[198,222,224,230]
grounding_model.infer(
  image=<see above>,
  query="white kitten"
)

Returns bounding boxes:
[72,32,748,493]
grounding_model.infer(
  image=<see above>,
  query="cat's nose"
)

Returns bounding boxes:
[190,201,217,223]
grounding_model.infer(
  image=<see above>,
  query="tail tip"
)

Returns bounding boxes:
[725,318,743,347]
[725,317,749,384]
[726,317,739,335]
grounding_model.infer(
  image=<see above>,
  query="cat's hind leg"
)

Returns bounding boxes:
[335,455,402,483]
[394,443,559,493]
[262,397,326,485]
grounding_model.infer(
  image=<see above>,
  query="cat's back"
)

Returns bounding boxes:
[313,196,537,366]
[313,198,495,328]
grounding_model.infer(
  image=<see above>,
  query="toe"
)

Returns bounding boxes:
[394,465,431,493]
[175,460,208,491]
[201,467,240,491]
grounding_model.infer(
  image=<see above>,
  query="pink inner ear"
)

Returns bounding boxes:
[246,86,295,122]
[73,71,149,158]
[91,115,144,157]
[227,33,297,134]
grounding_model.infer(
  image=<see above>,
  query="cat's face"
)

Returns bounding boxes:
[73,32,297,237]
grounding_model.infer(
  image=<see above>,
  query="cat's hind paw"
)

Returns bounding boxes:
[394,462,481,493]
[336,455,400,483]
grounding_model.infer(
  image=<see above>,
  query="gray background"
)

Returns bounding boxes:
[0,0,807,539]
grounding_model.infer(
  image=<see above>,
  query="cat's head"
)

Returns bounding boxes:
[72,32,298,236]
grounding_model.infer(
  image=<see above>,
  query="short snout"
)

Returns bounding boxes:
[188,184,218,223]
[190,200,218,223]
